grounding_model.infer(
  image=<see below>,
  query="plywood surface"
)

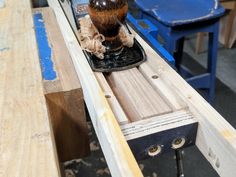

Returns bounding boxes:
[107,68,172,121]
[0,0,60,176]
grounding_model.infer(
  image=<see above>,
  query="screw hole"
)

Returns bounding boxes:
[172,138,186,149]
[148,145,162,157]
[105,95,111,99]
[152,75,159,79]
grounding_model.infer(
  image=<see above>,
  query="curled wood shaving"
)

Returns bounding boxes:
[90,141,100,151]
[96,168,110,176]
[65,169,76,177]
[74,159,92,167]
[119,25,135,47]
[78,15,134,59]
[152,172,158,177]
[139,163,145,171]
[100,157,106,163]
[78,16,106,59]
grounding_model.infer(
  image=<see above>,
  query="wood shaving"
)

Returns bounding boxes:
[100,157,106,163]
[74,159,92,167]
[119,25,135,47]
[96,168,110,176]
[139,163,145,171]
[90,141,100,151]
[64,159,78,166]
[65,169,76,177]
[78,15,134,59]
[78,16,106,59]
[87,121,92,131]
[152,172,158,177]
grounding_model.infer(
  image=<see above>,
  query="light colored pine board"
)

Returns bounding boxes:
[95,72,130,125]
[47,0,143,176]
[228,11,236,48]
[35,8,81,93]
[34,7,90,162]
[139,63,187,111]
[107,68,172,122]
[0,0,61,176]
[0,0,4,8]
[121,110,197,141]
[195,32,206,54]
[131,27,236,177]
[59,0,77,32]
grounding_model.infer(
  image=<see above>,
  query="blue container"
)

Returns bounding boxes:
[72,0,89,20]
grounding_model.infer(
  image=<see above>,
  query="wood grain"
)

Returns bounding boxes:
[107,68,172,121]
[47,0,144,176]
[139,63,187,111]
[35,7,90,162]
[95,72,130,125]
[0,1,61,176]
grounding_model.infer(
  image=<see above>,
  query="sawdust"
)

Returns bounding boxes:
[75,159,92,167]
[90,141,100,151]
[152,172,158,177]
[78,16,106,59]
[139,163,145,171]
[65,169,76,177]
[96,168,110,176]
[119,25,135,47]
[78,15,134,59]
[100,157,106,163]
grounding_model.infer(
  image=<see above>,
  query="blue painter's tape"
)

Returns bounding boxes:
[33,12,57,81]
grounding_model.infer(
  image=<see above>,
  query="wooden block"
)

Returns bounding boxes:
[45,90,89,162]
[34,7,90,162]
[0,0,60,176]
[107,68,172,122]
[121,110,196,141]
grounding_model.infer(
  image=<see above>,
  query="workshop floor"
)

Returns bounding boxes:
[64,36,236,177]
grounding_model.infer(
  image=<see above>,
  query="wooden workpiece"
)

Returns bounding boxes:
[1,0,236,176]
[0,0,60,176]
[48,0,236,177]
[107,68,172,121]
[33,8,90,162]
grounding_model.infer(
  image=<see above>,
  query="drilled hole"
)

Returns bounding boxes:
[172,138,186,149]
[152,75,159,79]
[148,145,162,157]
[105,95,111,99]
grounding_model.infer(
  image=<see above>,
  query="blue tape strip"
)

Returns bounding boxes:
[33,13,57,80]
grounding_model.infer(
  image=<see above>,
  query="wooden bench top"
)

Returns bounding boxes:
[0,0,60,176]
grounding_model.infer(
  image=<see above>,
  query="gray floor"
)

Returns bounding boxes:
[185,35,236,92]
